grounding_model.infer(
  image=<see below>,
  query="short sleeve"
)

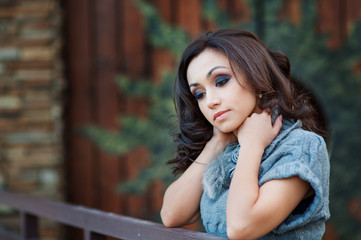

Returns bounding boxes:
[259,133,330,234]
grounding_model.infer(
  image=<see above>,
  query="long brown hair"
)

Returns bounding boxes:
[170,29,327,175]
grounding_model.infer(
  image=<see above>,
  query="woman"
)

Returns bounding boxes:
[161,29,330,239]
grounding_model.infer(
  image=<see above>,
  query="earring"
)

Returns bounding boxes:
[258,93,263,99]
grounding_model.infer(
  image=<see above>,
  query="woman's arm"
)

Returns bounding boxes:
[226,112,311,239]
[161,130,235,227]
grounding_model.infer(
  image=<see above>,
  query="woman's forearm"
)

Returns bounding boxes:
[226,145,308,240]
[226,113,284,239]
[161,140,224,227]
[226,143,265,238]
[161,165,204,227]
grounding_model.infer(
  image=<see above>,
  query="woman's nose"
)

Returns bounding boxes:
[206,93,221,109]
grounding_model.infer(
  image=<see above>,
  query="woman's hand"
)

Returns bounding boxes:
[208,126,237,155]
[235,111,282,150]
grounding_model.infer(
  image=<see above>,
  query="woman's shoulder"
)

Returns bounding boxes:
[262,119,329,168]
[260,121,331,233]
[276,119,326,150]
[286,127,326,148]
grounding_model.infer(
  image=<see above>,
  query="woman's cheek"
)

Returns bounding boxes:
[199,106,212,123]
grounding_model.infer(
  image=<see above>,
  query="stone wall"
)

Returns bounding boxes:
[0,0,64,238]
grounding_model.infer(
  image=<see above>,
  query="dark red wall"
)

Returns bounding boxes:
[63,0,361,238]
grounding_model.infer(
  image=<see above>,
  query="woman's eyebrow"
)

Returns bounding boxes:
[189,83,198,88]
[189,66,227,88]
[207,66,226,78]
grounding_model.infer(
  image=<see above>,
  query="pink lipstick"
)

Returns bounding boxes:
[213,110,229,121]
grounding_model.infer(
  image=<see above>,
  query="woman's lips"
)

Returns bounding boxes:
[213,110,229,121]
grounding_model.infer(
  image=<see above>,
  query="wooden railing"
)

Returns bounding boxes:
[0,190,226,240]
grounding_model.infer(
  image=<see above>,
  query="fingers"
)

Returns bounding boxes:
[272,115,283,133]
[258,110,282,136]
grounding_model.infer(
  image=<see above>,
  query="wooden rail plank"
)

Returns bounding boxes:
[0,190,226,240]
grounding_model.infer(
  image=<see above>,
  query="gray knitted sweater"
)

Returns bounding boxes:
[200,119,330,239]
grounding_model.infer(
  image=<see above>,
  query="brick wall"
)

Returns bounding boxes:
[0,0,64,238]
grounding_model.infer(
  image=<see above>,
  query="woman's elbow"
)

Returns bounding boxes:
[160,207,179,227]
[227,220,257,240]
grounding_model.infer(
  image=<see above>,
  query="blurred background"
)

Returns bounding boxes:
[0,0,360,239]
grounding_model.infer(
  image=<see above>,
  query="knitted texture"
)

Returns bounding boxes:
[200,119,330,239]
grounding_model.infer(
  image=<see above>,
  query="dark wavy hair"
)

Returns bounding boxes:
[169,29,328,175]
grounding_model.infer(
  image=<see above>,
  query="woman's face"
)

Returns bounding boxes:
[187,49,259,133]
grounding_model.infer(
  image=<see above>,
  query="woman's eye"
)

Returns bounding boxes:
[215,75,230,87]
[194,91,205,100]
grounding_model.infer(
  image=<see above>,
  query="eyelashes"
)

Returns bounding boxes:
[194,91,204,100]
[215,75,230,87]
[192,75,231,101]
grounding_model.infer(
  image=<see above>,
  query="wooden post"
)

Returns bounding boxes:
[21,212,39,240]
[84,230,107,240]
